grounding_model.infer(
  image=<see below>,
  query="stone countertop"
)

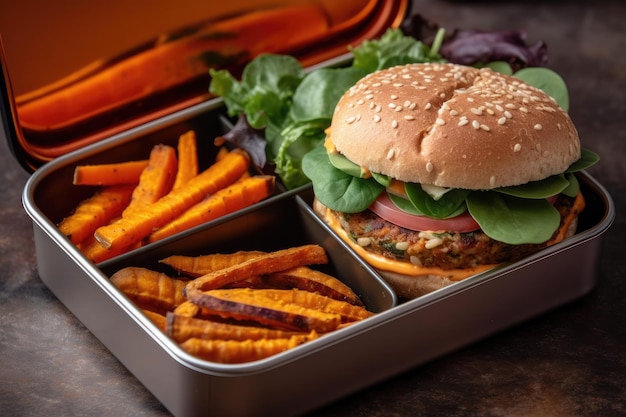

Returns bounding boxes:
[1,0,624,416]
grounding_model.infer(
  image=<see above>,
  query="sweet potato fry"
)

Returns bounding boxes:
[123,144,177,216]
[215,146,229,162]
[110,267,189,313]
[173,300,202,318]
[267,266,365,306]
[78,234,141,263]
[94,148,250,251]
[72,160,149,186]
[166,312,311,343]
[143,310,167,332]
[159,250,266,277]
[58,185,134,244]
[185,245,328,295]
[248,288,373,322]
[172,130,198,191]
[147,175,275,243]
[186,288,343,332]
[179,335,314,363]
[189,288,371,331]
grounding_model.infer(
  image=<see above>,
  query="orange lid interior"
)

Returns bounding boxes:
[0,0,408,171]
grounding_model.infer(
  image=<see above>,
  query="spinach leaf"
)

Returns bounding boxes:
[567,148,600,172]
[561,173,580,198]
[483,61,514,75]
[467,191,560,244]
[302,144,383,212]
[388,193,425,215]
[495,174,570,199]
[290,67,368,122]
[327,151,366,178]
[371,172,392,188]
[404,183,469,218]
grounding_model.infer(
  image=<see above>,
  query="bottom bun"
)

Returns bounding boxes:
[377,270,458,299]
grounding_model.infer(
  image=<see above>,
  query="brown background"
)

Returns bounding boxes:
[1,0,625,416]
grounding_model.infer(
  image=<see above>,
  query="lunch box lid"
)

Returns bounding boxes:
[0,0,409,172]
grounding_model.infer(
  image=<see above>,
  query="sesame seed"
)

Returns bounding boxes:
[514,143,522,152]
[357,237,372,247]
[347,116,356,124]
[472,120,481,129]
[426,162,434,172]
[480,124,490,131]
[490,176,496,186]
[498,117,507,125]
[404,100,411,107]
[435,118,446,125]
[391,120,399,129]
[387,149,395,159]
[450,109,459,116]
[373,115,381,123]
[357,99,364,105]
[395,241,410,251]
[365,94,374,100]
[388,103,396,109]
[458,118,469,126]
[394,106,403,112]
[391,94,398,100]
[424,103,432,110]
[504,111,512,119]
[425,238,444,249]
[534,124,543,130]
[520,106,529,113]
[404,115,415,121]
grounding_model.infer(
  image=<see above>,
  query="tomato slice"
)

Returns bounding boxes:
[369,192,481,233]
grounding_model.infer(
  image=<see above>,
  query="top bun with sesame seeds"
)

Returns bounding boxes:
[328,62,580,189]
[302,62,591,299]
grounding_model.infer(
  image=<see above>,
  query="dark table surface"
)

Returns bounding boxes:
[1,0,625,416]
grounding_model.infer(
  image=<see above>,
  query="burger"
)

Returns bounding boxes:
[302,62,591,299]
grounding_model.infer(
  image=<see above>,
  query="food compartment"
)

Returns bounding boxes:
[296,170,614,301]
[26,173,398,416]
[24,99,307,266]
[101,192,398,314]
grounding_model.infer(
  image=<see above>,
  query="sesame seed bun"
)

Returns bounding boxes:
[329,63,581,189]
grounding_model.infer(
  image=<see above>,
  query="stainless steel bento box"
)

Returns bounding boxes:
[21,92,615,416]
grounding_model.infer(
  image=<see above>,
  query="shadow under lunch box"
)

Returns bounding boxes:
[0,1,616,416]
